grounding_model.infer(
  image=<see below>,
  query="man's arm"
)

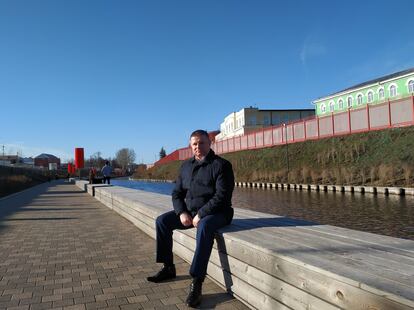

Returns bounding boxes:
[171,167,188,216]
[197,160,234,219]
[172,167,193,227]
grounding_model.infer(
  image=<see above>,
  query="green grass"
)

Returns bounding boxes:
[134,126,414,186]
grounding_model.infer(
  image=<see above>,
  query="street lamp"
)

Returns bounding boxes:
[283,123,289,182]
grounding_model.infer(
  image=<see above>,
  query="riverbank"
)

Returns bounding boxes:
[134,126,414,187]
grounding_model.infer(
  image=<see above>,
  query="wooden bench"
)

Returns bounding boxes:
[76,181,414,310]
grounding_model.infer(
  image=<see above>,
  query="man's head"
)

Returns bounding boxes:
[105,161,110,165]
[189,130,211,161]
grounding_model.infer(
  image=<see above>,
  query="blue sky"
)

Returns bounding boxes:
[1,0,413,163]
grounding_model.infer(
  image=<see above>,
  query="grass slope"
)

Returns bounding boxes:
[135,127,414,187]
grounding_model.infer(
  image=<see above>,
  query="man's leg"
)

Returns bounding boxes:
[190,213,230,278]
[155,210,187,265]
[147,210,189,282]
[186,213,230,307]
[107,177,110,184]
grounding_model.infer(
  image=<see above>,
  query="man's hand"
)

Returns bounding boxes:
[192,214,201,228]
[180,212,193,227]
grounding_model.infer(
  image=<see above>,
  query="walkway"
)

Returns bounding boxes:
[0,181,247,310]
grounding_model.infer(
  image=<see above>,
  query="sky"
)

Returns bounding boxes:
[1,0,413,163]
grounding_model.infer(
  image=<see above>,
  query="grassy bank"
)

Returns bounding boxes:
[135,126,414,187]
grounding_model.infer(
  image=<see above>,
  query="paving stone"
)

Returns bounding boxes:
[11,292,33,300]
[119,304,142,310]
[62,292,83,300]
[85,301,108,310]
[73,296,95,305]
[29,302,53,310]
[106,297,129,307]
[52,298,75,308]
[18,296,42,306]
[160,296,181,305]
[42,294,63,302]
[7,305,30,310]
[0,295,11,302]
[63,305,86,310]
[127,295,148,304]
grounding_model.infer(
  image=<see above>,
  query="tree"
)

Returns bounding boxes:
[159,147,166,159]
[87,151,106,168]
[115,148,136,171]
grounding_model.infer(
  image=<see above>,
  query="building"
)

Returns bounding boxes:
[34,153,61,169]
[0,155,19,165]
[21,157,34,166]
[313,68,414,116]
[215,107,314,141]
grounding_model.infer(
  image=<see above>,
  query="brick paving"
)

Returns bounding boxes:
[0,181,248,310]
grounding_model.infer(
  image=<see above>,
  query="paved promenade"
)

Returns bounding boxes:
[0,181,247,310]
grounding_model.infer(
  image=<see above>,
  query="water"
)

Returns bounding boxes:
[112,179,173,195]
[111,179,414,240]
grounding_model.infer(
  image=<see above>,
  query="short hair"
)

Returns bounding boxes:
[105,161,110,165]
[190,129,209,139]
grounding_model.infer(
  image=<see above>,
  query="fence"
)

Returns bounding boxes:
[155,95,414,165]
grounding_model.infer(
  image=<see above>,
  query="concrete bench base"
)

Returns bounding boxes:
[76,181,414,310]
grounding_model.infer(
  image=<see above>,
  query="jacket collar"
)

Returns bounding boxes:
[191,149,215,164]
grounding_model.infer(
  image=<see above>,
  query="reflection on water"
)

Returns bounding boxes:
[112,179,173,195]
[112,180,414,240]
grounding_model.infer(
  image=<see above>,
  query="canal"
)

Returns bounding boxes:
[112,179,414,240]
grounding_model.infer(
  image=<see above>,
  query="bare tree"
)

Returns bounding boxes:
[86,151,106,168]
[115,148,136,171]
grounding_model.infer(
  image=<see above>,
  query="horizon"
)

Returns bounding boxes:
[1,0,413,163]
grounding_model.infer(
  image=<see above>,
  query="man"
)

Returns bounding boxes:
[147,129,235,308]
[101,161,112,184]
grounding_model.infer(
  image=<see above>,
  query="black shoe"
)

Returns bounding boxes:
[147,265,176,283]
[186,278,203,308]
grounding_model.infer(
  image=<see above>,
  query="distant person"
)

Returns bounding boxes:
[89,167,96,184]
[146,130,235,308]
[101,161,112,184]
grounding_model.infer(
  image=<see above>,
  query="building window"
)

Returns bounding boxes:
[389,84,397,97]
[321,103,326,113]
[378,87,385,100]
[329,101,335,112]
[338,99,344,110]
[249,116,256,125]
[367,91,374,103]
[347,96,353,108]
[357,94,363,105]
[408,80,414,93]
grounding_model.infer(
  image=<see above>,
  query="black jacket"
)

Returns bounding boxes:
[172,150,234,220]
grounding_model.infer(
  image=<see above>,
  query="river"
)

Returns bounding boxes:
[111,179,414,240]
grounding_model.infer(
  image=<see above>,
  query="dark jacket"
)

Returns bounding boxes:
[172,150,234,220]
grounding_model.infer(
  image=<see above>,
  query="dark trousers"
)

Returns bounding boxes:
[103,176,111,184]
[155,210,231,279]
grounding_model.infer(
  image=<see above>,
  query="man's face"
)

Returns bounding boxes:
[190,135,211,160]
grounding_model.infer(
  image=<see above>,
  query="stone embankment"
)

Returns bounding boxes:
[78,180,414,310]
[234,182,414,196]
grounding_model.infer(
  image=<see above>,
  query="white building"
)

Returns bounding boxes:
[215,107,314,141]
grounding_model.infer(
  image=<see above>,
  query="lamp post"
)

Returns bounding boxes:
[283,123,289,182]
